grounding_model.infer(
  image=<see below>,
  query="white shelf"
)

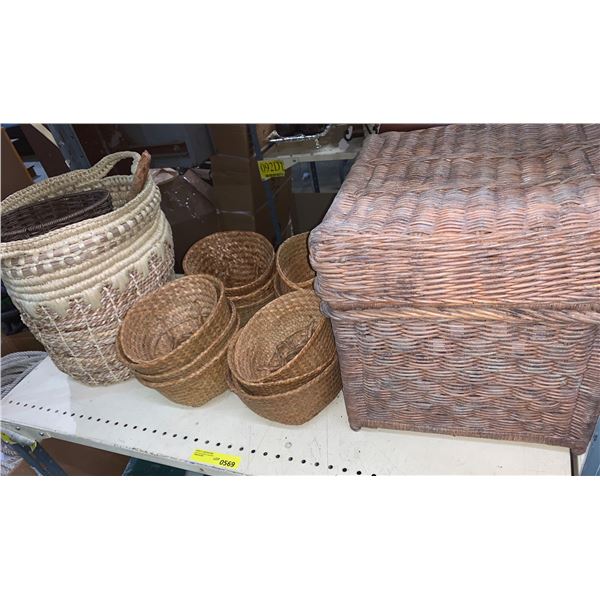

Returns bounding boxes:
[1,357,571,475]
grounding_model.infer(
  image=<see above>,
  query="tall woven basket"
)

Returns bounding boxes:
[0,152,175,386]
[310,124,600,454]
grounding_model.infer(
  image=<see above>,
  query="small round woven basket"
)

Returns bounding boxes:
[227,355,341,425]
[139,338,234,407]
[231,290,335,383]
[137,302,238,384]
[276,232,315,294]
[182,231,275,297]
[117,274,228,375]
[227,328,333,395]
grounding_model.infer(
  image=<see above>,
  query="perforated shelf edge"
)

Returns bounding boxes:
[1,358,571,475]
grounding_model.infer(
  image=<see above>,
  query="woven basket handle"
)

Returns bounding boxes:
[86,151,141,180]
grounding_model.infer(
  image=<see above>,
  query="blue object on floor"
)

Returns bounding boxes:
[123,458,187,476]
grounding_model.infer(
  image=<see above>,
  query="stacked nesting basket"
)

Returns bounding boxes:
[274,232,316,295]
[116,275,239,406]
[0,152,175,386]
[183,231,275,326]
[227,290,341,424]
[309,124,600,453]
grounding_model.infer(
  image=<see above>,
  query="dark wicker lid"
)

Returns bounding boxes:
[1,188,113,243]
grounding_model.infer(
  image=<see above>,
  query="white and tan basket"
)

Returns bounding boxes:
[0,152,175,386]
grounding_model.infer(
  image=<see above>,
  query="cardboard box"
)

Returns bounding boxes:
[219,197,291,243]
[208,124,274,157]
[211,154,292,213]
[210,150,292,242]
[292,192,337,233]
[1,128,33,200]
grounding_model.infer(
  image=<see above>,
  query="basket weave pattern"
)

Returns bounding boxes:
[1,189,113,243]
[183,231,276,325]
[118,275,223,368]
[117,274,239,407]
[228,355,342,426]
[310,124,600,452]
[275,232,315,294]
[227,291,341,424]
[0,152,175,386]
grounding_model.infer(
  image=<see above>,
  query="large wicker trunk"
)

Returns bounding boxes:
[309,124,600,453]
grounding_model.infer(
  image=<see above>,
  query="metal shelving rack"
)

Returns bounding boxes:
[1,358,572,475]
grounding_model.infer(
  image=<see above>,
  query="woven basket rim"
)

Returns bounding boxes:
[117,274,226,369]
[228,353,339,402]
[136,328,232,390]
[276,232,316,290]
[0,152,152,255]
[229,271,275,304]
[274,273,285,297]
[1,188,113,243]
[233,290,327,383]
[182,230,275,296]
[7,211,166,302]
[134,302,239,384]
[227,327,332,393]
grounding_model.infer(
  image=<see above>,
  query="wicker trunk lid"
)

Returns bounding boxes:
[309,124,600,452]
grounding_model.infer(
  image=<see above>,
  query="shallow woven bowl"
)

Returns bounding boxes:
[137,338,234,407]
[182,231,275,297]
[228,354,342,425]
[117,274,228,374]
[276,232,315,293]
[135,301,239,384]
[227,328,333,395]
[232,290,335,383]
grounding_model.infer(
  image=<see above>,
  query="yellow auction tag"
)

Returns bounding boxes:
[189,449,240,470]
[258,159,285,180]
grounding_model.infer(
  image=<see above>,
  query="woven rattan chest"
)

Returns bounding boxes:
[310,124,600,453]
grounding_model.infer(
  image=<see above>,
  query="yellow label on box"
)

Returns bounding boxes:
[258,159,285,180]
[189,449,240,470]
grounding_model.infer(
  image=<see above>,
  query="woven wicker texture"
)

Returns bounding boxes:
[232,290,336,384]
[139,301,238,384]
[275,232,315,294]
[227,325,335,395]
[116,274,239,407]
[309,124,600,452]
[0,152,175,386]
[182,230,276,325]
[310,124,600,308]
[117,275,229,375]
[182,231,274,295]
[227,354,341,425]
[232,274,276,327]
[274,273,285,297]
[134,308,240,406]
[1,189,113,243]
[138,336,234,407]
